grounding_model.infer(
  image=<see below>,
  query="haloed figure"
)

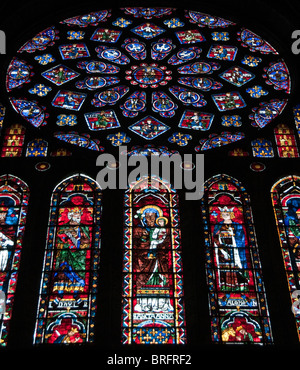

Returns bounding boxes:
[213,206,249,291]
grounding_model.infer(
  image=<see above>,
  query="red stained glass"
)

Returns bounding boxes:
[122,176,186,345]
[34,174,102,344]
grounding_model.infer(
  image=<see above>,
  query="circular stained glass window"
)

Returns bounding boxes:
[5,7,291,153]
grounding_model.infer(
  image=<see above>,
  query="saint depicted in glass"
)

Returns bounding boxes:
[271,175,300,340]
[34,174,102,344]
[201,174,272,343]
[122,176,186,344]
[0,174,29,346]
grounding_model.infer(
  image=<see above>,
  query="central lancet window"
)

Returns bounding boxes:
[122,176,186,344]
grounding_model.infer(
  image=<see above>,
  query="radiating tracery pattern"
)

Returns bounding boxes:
[5,7,290,153]
[201,174,273,343]
[0,175,29,346]
[271,176,300,340]
[122,176,186,344]
[34,174,102,344]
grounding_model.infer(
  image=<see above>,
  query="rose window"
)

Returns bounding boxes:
[5,7,291,152]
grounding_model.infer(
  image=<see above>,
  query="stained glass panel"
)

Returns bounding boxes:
[122,176,186,344]
[34,174,102,344]
[26,138,48,157]
[1,124,25,157]
[274,124,299,158]
[4,7,291,153]
[251,138,274,158]
[271,176,300,340]
[0,174,29,346]
[201,174,272,343]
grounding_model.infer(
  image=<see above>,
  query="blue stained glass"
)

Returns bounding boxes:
[34,174,102,344]
[201,174,273,344]
[5,7,291,153]
[0,175,29,346]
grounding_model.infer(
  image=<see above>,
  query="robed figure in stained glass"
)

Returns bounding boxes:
[213,204,249,291]
[47,314,84,344]
[54,196,93,294]
[0,197,17,272]
[203,175,273,344]
[133,206,173,313]
[122,176,186,345]
[0,175,29,346]
[34,174,102,344]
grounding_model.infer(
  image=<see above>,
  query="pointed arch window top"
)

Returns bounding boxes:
[271,175,300,340]
[127,175,176,193]
[123,175,186,345]
[34,173,102,344]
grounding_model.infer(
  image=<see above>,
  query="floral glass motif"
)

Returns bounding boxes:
[122,176,186,345]
[251,138,274,158]
[246,85,268,99]
[34,54,56,65]
[26,139,48,157]
[29,84,52,97]
[34,174,102,344]
[271,176,300,340]
[201,174,273,344]
[5,7,290,152]
[0,175,29,346]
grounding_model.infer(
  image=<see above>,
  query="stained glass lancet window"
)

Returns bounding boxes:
[34,174,102,344]
[201,174,273,344]
[271,175,300,340]
[0,174,29,346]
[122,176,186,344]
